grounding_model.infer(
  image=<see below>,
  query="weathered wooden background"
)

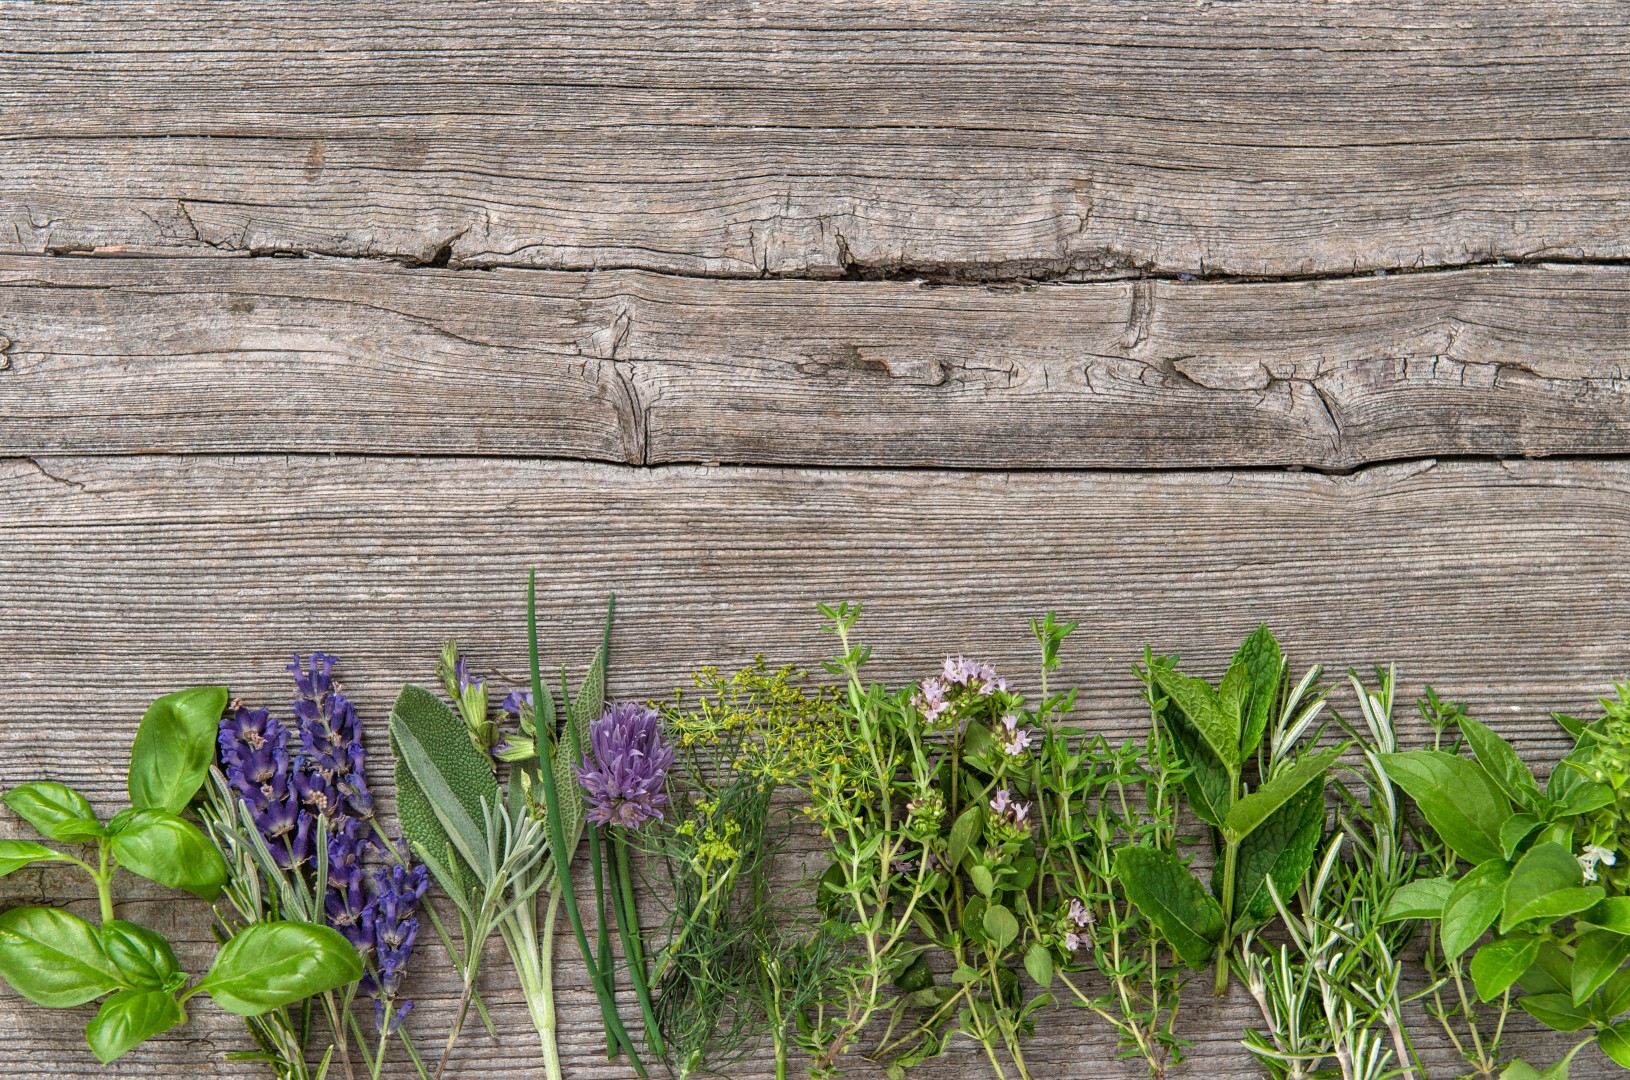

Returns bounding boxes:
[3,2,1629,1076]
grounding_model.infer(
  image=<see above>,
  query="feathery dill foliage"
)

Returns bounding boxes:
[641,658,846,1080]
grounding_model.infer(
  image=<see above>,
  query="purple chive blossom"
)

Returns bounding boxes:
[360,862,430,1034]
[575,702,675,829]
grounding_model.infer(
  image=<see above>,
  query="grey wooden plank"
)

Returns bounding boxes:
[4,257,1629,468]
[0,453,1626,1076]
[3,2,1629,277]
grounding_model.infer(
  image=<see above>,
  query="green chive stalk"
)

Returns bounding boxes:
[528,572,645,1074]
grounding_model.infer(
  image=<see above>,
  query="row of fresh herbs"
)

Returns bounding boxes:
[1,586,1629,1080]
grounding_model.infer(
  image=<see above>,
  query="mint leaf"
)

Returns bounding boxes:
[1114,846,1222,970]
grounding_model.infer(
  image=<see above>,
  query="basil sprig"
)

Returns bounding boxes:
[0,687,362,1061]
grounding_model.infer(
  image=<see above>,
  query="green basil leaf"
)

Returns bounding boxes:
[86,988,183,1063]
[1379,750,1510,865]
[1502,842,1602,933]
[0,839,75,878]
[1519,992,1593,1032]
[982,903,1018,951]
[2,782,105,841]
[1223,745,1345,844]
[946,802,984,870]
[1471,933,1541,1002]
[1233,776,1326,923]
[1382,876,1454,922]
[1023,941,1054,988]
[1150,666,1239,769]
[100,921,181,991]
[195,922,362,1016]
[127,687,229,813]
[1602,1021,1630,1069]
[1499,814,1542,861]
[1501,1041,1591,1080]
[1113,846,1223,970]
[1518,942,1573,996]
[1583,898,1630,936]
[1555,772,1614,815]
[109,809,227,900]
[1441,859,1511,959]
[0,906,126,1007]
[1596,964,1630,1020]
[1573,929,1630,1006]
[1458,717,1541,808]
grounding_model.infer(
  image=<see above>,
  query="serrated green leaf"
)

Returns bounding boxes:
[1223,744,1345,843]
[2,782,104,841]
[1156,694,1231,827]
[1442,859,1511,959]
[1114,846,1222,970]
[1471,934,1541,1002]
[86,988,183,1063]
[1231,624,1282,762]
[1382,877,1454,922]
[1503,842,1602,933]
[1380,750,1510,865]
[1573,930,1630,1005]
[1150,666,1240,768]
[1233,777,1326,923]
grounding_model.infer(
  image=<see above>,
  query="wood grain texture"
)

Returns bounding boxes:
[1,453,1627,1077]
[4,256,1629,469]
[4,1,1629,278]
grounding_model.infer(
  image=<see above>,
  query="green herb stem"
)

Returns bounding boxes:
[527,572,645,1076]
[612,829,666,1056]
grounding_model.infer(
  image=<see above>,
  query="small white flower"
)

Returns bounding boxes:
[1580,844,1618,882]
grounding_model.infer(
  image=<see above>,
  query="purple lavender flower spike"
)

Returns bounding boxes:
[574,702,675,829]
[289,652,375,824]
[219,706,314,868]
[361,862,429,1033]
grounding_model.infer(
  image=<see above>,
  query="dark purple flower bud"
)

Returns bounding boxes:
[574,702,675,829]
